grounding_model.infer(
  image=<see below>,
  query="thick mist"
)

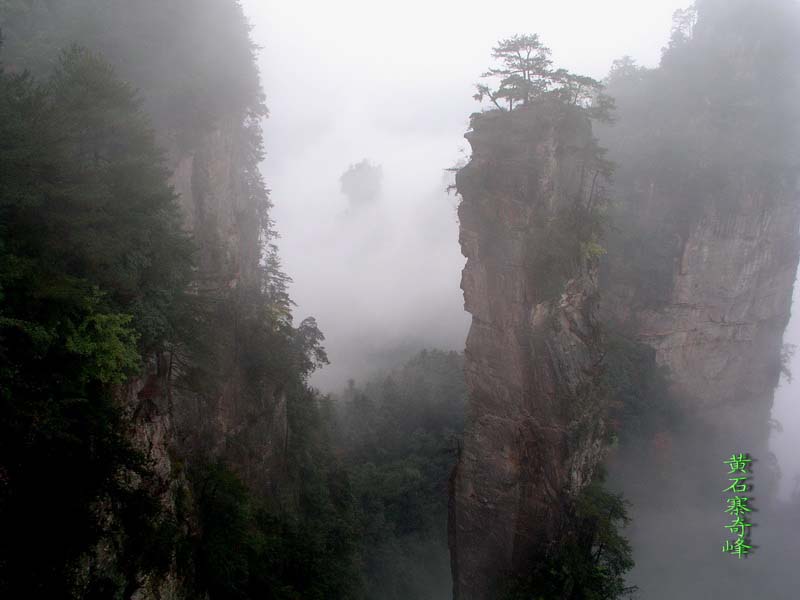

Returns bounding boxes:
[240,0,687,390]
[770,282,800,500]
[3,0,800,597]
[241,0,800,596]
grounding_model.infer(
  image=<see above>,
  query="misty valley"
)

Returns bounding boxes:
[2,0,800,599]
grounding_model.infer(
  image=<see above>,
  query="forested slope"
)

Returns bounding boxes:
[1,2,354,597]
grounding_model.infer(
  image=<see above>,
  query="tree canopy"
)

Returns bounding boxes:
[0,46,193,596]
[474,34,614,122]
[340,159,383,210]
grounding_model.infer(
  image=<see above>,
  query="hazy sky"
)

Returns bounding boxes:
[231,5,800,594]
[239,0,800,498]
[770,285,800,500]
[238,0,694,391]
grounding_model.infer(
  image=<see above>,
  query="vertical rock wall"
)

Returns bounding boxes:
[116,119,287,598]
[167,120,288,494]
[449,103,607,600]
[631,184,800,451]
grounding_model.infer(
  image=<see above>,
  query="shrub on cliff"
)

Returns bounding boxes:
[474,33,614,122]
[502,470,637,600]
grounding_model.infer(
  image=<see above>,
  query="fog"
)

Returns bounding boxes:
[240,0,800,595]
[770,282,800,502]
[3,0,800,597]
[240,0,689,390]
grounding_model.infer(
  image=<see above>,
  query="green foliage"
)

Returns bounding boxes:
[190,462,259,599]
[337,350,466,600]
[281,383,363,599]
[1,45,194,351]
[1,3,348,598]
[475,34,554,110]
[66,309,140,385]
[139,268,342,599]
[185,385,362,600]
[0,47,191,596]
[601,333,680,447]
[475,33,614,121]
[501,470,637,600]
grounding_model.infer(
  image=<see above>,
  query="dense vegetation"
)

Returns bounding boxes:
[183,383,362,600]
[6,1,796,598]
[502,470,636,600]
[0,45,193,596]
[0,2,355,597]
[336,350,466,600]
[178,348,467,600]
[474,33,614,121]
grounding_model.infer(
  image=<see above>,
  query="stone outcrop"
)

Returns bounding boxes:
[596,146,800,600]
[449,5,800,594]
[449,101,800,594]
[596,0,800,460]
[629,186,800,450]
[449,103,608,600]
[166,120,288,495]
[121,115,286,496]
[170,118,262,290]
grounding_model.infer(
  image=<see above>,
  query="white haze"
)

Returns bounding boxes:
[770,283,800,501]
[240,0,800,495]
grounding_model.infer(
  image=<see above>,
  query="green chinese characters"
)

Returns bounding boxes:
[722,453,753,559]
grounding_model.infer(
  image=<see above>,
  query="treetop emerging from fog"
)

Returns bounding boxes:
[474,33,614,122]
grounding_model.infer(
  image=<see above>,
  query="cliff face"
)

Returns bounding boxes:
[109,116,288,598]
[625,183,800,450]
[597,159,800,598]
[143,120,288,472]
[170,119,262,290]
[449,103,607,600]
[449,57,800,600]
[596,0,800,461]
[449,5,800,597]
[167,120,288,494]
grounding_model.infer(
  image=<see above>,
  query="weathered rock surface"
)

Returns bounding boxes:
[595,109,800,600]
[452,5,800,598]
[112,119,287,598]
[632,187,800,449]
[449,103,607,600]
[167,121,288,495]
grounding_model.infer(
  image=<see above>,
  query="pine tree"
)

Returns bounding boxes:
[0,47,193,596]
